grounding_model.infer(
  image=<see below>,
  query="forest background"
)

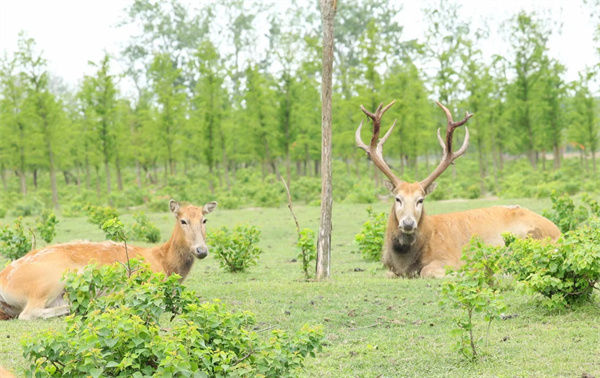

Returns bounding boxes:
[0,0,599,215]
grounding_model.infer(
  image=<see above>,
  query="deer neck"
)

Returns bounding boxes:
[148,231,195,281]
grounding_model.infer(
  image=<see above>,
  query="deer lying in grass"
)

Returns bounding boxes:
[356,101,560,278]
[0,199,217,320]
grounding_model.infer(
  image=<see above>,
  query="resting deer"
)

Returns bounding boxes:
[356,101,560,278]
[0,199,217,320]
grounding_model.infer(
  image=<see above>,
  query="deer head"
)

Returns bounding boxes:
[169,199,218,259]
[356,101,472,234]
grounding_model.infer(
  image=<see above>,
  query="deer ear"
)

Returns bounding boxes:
[424,183,437,196]
[203,201,218,214]
[384,180,396,193]
[169,200,180,217]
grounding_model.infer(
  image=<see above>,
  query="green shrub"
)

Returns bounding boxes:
[209,224,263,272]
[297,228,317,280]
[440,237,506,360]
[36,210,59,244]
[542,191,589,233]
[0,207,6,218]
[84,204,120,228]
[23,260,323,377]
[0,217,32,260]
[62,201,85,217]
[502,219,600,309]
[127,211,161,243]
[10,196,44,217]
[354,207,386,262]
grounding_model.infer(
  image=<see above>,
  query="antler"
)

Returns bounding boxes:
[355,100,401,187]
[419,101,473,190]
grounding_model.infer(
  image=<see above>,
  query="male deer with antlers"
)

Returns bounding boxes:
[356,101,560,278]
[0,199,217,320]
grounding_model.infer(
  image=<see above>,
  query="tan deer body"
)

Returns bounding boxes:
[356,102,560,278]
[0,200,217,320]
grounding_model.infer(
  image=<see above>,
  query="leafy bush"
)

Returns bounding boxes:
[22,260,323,377]
[0,207,6,219]
[10,196,44,217]
[502,218,600,309]
[297,228,316,280]
[36,210,59,244]
[84,204,120,228]
[209,224,263,272]
[440,237,506,360]
[61,201,85,217]
[0,217,32,260]
[127,211,161,243]
[542,191,589,233]
[354,207,386,262]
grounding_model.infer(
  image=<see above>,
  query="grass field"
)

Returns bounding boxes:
[1,197,599,377]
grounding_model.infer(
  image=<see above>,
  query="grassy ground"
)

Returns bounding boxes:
[1,197,599,377]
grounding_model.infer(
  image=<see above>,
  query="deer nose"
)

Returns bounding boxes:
[195,246,208,259]
[402,218,416,230]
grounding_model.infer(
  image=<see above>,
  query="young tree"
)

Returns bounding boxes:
[18,35,64,209]
[317,0,337,280]
[504,11,551,169]
[0,54,29,195]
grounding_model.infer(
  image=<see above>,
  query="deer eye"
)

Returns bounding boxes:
[180,219,187,225]
[395,198,402,205]
[202,219,208,224]
[417,198,424,205]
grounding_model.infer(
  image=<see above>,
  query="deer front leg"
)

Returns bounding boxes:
[420,260,452,278]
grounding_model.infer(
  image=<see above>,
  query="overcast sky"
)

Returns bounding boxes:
[0,0,598,93]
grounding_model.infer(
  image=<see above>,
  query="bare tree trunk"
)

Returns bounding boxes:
[115,152,123,191]
[85,155,91,190]
[0,166,7,192]
[19,172,27,196]
[105,160,113,206]
[316,0,337,280]
[135,160,142,189]
[553,143,560,170]
[95,166,101,198]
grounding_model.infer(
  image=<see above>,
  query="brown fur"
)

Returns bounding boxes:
[383,182,560,278]
[0,366,16,378]
[0,200,217,320]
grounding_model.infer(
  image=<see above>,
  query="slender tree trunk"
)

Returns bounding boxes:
[33,168,38,190]
[553,143,560,170]
[136,160,142,189]
[95,166,101,198]
[19,172,27,196]
[85,154,91,190]
[115,152,123,191]
[105,160,113,205]
[316,0,337,280]
[0,166,7,192]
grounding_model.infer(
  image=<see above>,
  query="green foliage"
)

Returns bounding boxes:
[127,211,161,243]
[100,218,127,243]
[440,238,507,360]
[354,207,386,262]
[35,209,58,244]
[541,191,593,233]
[0,206,6,218]
[297,228,316,280]
[84,204,120,228]
[10,196,45,217]
[23,260,323,377]
[0,217,32,260]
[209,225,263,273]
[502,219,600,309]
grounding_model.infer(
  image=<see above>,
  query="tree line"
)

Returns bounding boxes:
[1,0,599,209]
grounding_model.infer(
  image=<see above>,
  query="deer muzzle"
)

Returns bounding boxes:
[194,246,209,259]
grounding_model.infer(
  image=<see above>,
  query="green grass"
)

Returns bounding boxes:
[1,197,599,377]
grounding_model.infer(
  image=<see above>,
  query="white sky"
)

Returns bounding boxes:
[0,0,598,93]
